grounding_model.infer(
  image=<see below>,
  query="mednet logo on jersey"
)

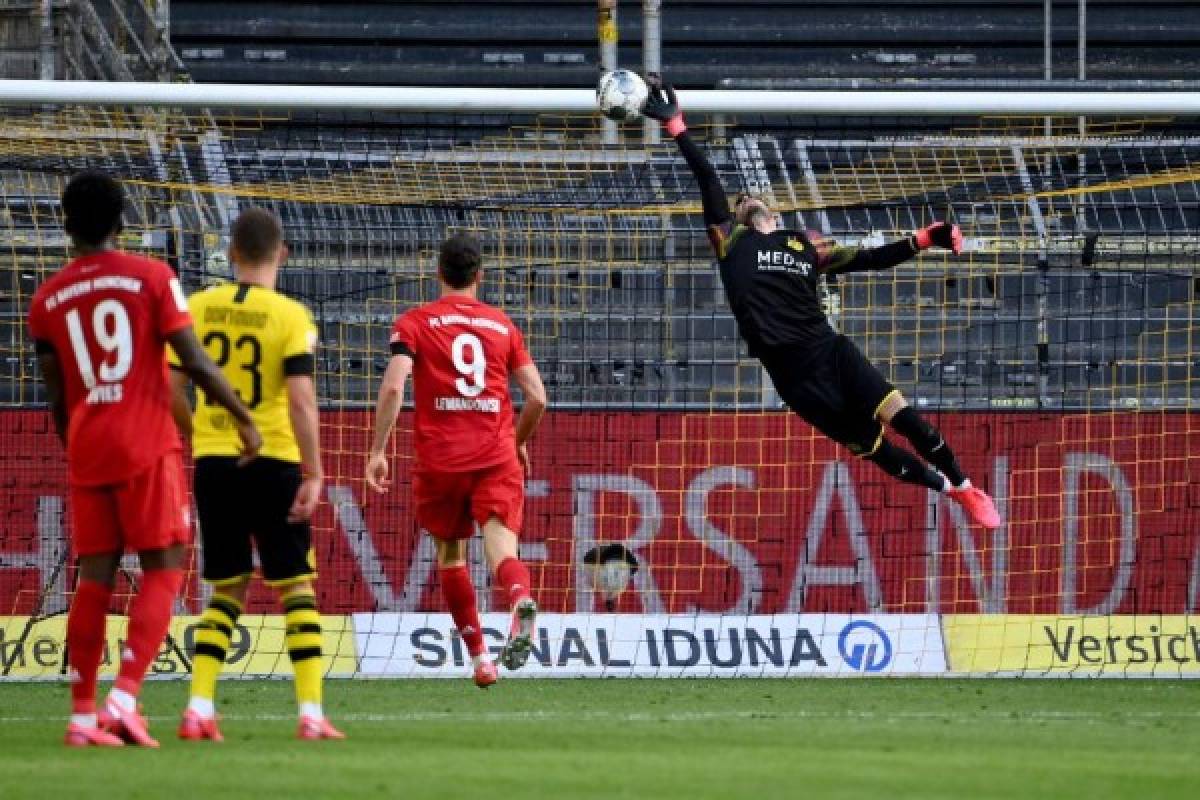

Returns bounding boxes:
[352,613,946,677]
[756,249,812,276]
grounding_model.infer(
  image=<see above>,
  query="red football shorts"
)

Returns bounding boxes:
[70,450,192,556]
[412,459,524,540]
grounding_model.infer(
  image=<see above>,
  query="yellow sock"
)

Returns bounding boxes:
[189,593,242,703]
[282,587,323,710]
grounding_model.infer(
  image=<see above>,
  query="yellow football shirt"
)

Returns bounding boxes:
[171,282,317,463]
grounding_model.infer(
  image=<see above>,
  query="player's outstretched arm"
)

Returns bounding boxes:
[167,326,262,463]
[286,373,324,522]
[817,221,963,276]
[365,354,412,493]
[34,346,68,445]
[512,363,548,475]
[642,74,734,253]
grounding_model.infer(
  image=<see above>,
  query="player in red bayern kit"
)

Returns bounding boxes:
[28,172,261,747]
[366,233,548,687]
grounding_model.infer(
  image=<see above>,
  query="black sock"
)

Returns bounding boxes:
[889,406,967,487]
[866,438,946,492]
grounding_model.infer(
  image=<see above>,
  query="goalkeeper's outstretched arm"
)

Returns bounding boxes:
[642,75,734,255]
[814,221,964,275]
[640,75,964,268]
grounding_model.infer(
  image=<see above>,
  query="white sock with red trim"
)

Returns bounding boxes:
[187,697,215,719]
[107,687,136,714]
[299,702,324,721]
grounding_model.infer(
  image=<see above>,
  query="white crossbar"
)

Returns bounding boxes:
[3,80,1200,115]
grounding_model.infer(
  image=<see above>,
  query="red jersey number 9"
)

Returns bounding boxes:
[452,332,486,397]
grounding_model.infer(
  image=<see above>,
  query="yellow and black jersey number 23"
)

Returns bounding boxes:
[203,330,263,408]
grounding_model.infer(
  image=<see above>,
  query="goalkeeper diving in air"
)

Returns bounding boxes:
[640,75,1000,529]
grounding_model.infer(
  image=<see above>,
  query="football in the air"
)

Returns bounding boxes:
[596,69,649,121]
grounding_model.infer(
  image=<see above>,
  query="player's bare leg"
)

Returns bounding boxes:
[97,543,186,748]
[483,517,537,671]
[180,577,249,742]
[277,580,345,740]
[436,538,496,687]
[877,392,1001,529]
[64,552,124,747]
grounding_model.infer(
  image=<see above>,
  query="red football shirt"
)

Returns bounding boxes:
[28,251,193,487]
[390,295,534,472]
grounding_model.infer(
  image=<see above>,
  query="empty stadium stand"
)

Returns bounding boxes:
[168,1,1200,86]
[0,0,183,81]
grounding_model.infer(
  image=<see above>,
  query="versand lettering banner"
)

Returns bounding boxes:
[1,410,1198,616]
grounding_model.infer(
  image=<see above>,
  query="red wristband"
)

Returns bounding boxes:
[665,116,687,137]
[914,227,934,249]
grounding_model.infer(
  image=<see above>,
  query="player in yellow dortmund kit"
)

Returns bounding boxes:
[169,207,343,741]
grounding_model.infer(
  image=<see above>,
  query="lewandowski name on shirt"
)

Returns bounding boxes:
[435,396,501,413]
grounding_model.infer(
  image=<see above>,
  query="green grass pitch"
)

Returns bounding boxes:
[0,679,1197,799]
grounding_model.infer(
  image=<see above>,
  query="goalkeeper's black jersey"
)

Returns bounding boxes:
[670,127,918,362]
[717,226,836,358]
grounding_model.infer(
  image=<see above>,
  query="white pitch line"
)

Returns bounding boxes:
[2,709,1199,724]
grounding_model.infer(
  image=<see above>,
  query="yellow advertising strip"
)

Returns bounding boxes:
[0,614,357,679]
[943,615,1200,676]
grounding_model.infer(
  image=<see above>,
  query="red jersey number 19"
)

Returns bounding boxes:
[452,332,486,397]
[65,299,133,388]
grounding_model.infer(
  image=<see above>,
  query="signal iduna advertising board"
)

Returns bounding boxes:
[353,613,946,677]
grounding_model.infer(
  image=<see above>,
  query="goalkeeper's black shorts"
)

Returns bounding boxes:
[760,334,898,457]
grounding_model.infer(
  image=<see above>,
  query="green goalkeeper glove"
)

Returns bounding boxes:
[643,73,686,136]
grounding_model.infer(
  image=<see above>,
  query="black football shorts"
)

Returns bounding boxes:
[761,334,898,456]
[193,456,315,586]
